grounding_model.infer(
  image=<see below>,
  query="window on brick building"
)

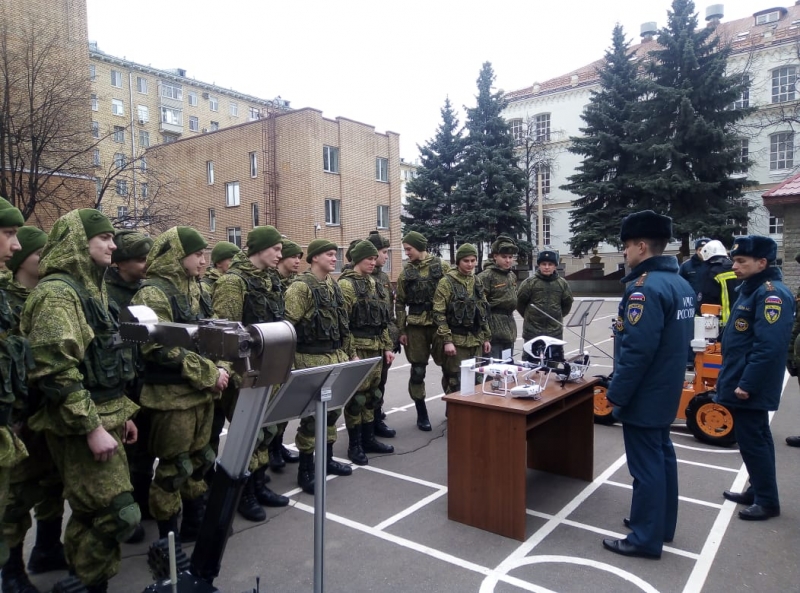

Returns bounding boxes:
[210,121,219,131]
[323,146,339,173]
[207,161,214,184]
[249,107,260,121]
[112,99,124,116]
[114,153,126,169]
[140,183,148,198]
[137,105,149,123]
[251,203,259,226]
[325,198,341,225]
[227,227,242,247]
[209,208,216,232]
[188,92,198,106]
[137,76,148,94]
[226,182,240,207]
[770,132,794,170]
[334,248,346,273]
[230,102,238,117]
[91,94,98,111]
[189,116,199,132]
[377,205,389,229]
[209,96,218,111]
[116,180,128,196]
[139,130,150,148]
[160,81,183,101]
[140,157,147,172]
[383,250,392,273]
[117,206,128,219]
[92,149,100,167]
[772,67,796,103]
[769,216,784,234]
[92,121,99,139]
[111,69,122,88]
[249,152,258,178]
[89,64,96,81]
[376,158,388,182]
[113,126,125,143]
[160,107,182,126]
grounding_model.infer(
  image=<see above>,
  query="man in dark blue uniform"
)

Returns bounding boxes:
[603,210,694,559]
[715,236,793,520]
[679,237,710,295]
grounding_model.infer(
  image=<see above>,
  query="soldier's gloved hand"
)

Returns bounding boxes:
[392,341,402,354]
[787,360,798,377]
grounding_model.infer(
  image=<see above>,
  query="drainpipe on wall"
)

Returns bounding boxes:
[128,70,138,223]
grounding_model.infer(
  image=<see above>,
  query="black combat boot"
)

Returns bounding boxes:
[326,442,353,476]
[237,476,266,522]
[346,426,368,466]
[362,421,395,455]
[130,471,152,520]
[179,496,206,542]
[1,544,40,593]
[268,438,286,472]
[252,467,289,507]
[373,404,396,438]
[26,518,68,574]
[278,432,299,464]
[297,452,315,494]
[415,399,431,431]
[157,514,180,539]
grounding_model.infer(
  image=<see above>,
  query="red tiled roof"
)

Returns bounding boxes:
[762,171,800,198]
[506,4,800,103]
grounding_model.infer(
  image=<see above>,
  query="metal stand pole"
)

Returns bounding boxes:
[579,310,589,354]
[313,385,332,593]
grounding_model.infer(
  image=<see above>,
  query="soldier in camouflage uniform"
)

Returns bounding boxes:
[21,209,141,592]
[105,230,153,538]
[516,250,574,350]
[268,239,304,472]
[432,244,491,393]
[1,225,69,592]
[284,239,354,494]
[212,226,289,522]
[366,231,398,438]
[339,240,395,465]
[130,227,230,543]
[396,231,450,430]
[200,241,240,294]
[477,236,519,360]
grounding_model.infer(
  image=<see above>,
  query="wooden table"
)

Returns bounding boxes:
[443,377,598,540]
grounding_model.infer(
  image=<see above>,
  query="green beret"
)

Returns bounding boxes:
[306,239,338,263]
[211,241,241,264]
[177,226,207,256]
[0,197,24,228]
[456,243,478,263]
[280,239,303,259]
[77,208,114,240]
[402,231,427,252]
[247,225,282,256]
[350,240,379,264]
[345,239,361,263]
[367,230,390,249]
[8,226,47,272]
[112,230,153,263]
[730,235,777,262]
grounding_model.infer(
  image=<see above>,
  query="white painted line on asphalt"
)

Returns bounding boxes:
[605,480,724,509]
[677,458,740,473]
[388,363,411,371]
[373,488,447,531]
[360,464,445,490]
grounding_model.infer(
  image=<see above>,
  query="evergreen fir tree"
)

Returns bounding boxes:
[452,62,526,267]
[629,0,753,253]
[563,24,644,256]
[401,97,464,258]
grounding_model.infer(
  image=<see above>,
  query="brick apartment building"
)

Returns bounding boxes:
[148,108,403,280]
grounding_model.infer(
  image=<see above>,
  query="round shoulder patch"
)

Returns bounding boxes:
[734,318,749,332]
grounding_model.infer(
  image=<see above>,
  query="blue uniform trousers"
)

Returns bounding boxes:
[622,424,678,556]
[730,407,779,509]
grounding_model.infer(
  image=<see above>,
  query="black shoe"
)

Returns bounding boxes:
[602,538,660,559]
[297,452,315,494]
[326,442,353,476]
[237,476,267,522]
[723,490,755,505]
[179,495,207,542]
[26,518,68,574]
[738,504,780,521]
[123,523,146,544]
[252,467,289,507]
[373,405,395,438]
[786,435,800,447]
[414,399,431,432]
[347,426,368,466]
[622,517,673,543]
[280,442,299,464]
[268,438,286,472]
[1,544,40,593]
[362,421,394,454]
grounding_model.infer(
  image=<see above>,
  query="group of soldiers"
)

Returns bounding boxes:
[0,195,579,592]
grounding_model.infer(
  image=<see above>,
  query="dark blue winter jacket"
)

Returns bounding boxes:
[609,255,695,427]
[679,254,705,295]
[715,266,794,411]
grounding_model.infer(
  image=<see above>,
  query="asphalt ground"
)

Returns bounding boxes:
[20,298,800,592]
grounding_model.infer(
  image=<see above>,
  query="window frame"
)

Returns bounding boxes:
[189,116,199,132]
[136,76,148,94]
[117,205,128,219]
[89,64,96,81]
[227,226,242,248]
[116,180,128,196]
[769,216,784,234]
[225,181,241,207]
[91,120,99,139]
[113,126,125,143]
[535,113,551,143]
[188,92,198,106]
[770,131,794,170]
[509,118,523,141]
[249,151,258,178]
[209,208,216,232]
[229,102,238,117]
[323,145,340,173]
[91,94,98,111]
[251,202,259,227]
[209,96,219,111]
[139,129,150,148]
[160,106,182,126]
[160,81,183,101]
[325,198,341,226]
[207,161,214,185]
[377,204,389,229]
[376,157,388,182]
[112,98,124,116]
[110,69,122,88]
[772,66,797,104]
[114,152,126,169]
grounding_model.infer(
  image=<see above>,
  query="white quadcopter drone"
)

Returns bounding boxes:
[521,336,590,383]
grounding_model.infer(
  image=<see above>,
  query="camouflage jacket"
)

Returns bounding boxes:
[477,262,518,344]
[516,270,574,340]
[105,265,142,311]
[213,252,283,325]
[21,211,138,436]
[0,271,29,466]
[432,269,490,347]
[790,285,800,368]
[279,271,297,291]
[130,228,221,411]
[396,255,450,331]
[339,269,392,353]
[200,267,222,296]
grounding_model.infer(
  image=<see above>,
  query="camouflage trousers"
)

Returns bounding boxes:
[404,324,438,401]
[294,350,348,454]
[147,403,214,521]
[434,343,483,394]
[0,465,8,566]
[344,348,384,427]
[221,386,278,473]
[0,425,28,566]
[2,428,64,548]
[45,427,139,587]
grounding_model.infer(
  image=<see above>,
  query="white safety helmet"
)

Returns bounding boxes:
[700,240,728,262]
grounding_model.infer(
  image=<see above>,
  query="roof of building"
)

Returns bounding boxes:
[506,4,800,103]
[763,171,800,198]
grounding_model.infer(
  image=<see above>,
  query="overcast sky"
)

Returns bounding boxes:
[86,0,765,159]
